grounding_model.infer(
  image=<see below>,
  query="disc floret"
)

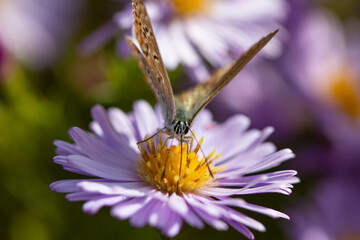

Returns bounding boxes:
[136,132,224,195]
[170,0,208,15]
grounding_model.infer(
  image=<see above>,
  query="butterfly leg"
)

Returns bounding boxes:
[176,135,184,193]
[176,136,192,192]
[160,135,174,152]
[189,129,214,178]
[181,136,193,163]
[137,127,166,145]
[183,136,193,151]
[176,136,195,192]
[161,136,174,181]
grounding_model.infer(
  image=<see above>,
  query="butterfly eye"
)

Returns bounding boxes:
[173,121,189,136]
[174,123,181,135]
[184,126,189,135]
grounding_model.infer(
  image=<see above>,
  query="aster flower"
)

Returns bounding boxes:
[82,0,288,80]
[0,0,82,69]
[283,6,360,170]
[288,177,360,240]
[50,100,298,238]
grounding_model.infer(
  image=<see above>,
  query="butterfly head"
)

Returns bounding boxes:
[173,120,190,137]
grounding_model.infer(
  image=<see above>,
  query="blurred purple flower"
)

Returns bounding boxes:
[50,100,298,238]
[82,0,288,80]
[289,177,360,240]
[0,40,4,76]
[209,60,306,140]
[0,0,82,69]
[283,8,360,170]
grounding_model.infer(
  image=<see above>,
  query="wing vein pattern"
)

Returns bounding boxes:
[131,0,175,126]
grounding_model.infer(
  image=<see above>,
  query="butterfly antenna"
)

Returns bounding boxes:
[176,135,183,193]
[137,127,166,145]
[161,137,174,181]
[189,129,214,178]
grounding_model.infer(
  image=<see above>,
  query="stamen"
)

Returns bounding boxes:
[136,132,225,195]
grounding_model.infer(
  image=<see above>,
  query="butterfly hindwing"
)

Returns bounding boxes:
[125,36,159,97]
[175,29,279,125]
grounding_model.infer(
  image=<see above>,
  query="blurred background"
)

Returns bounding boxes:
[0,0,359,239]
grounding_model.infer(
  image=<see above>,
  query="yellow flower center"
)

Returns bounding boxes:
[136,132,224,195]
[327,68,360,120]
[169,0,208,16]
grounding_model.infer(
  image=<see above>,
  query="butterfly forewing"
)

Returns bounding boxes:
[132,0,175,126]
[175,29,279,125]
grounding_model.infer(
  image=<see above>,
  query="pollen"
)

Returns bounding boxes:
[169,0,209,16]
[136,132,225,195]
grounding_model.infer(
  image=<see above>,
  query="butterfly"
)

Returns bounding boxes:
[126,0,278,177]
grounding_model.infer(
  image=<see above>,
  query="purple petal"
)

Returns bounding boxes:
[168,193,204,229]
[91,105,139,160]
[62,154,139,181]
[77,181,147,197]
[217,170,298,187]
[168,20,200,66]
[79,21,119,55]
[54,140,83,155]
[50,179,84,193]
[201,115,251,161]
[215,196,289,219]
[225,218,254,240]
[155,25,180,70]
[66,192,102,201]
[68,127,118,163]
[222,206,265,232]
[83,195,127,215]
[162,211,183,238]
[149,201,171,229]
[185,18,231,67]
[168,193,189,215]
[185,195,228,231]
[130,198,159,228]
[111,197,149,220]
[108,107,138,148]
[54,156,94,176]
[133,100,160,141]
[190,204,228,231]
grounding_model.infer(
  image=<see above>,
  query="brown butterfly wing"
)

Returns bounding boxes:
[132,0,175,126]
[125,36,159,96]
[175,29,279,125]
